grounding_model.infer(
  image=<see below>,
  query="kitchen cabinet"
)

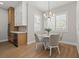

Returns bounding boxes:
[11,32,27,47]
[8,7,14,25]
[15,2,27,26]
[8,7,15,42]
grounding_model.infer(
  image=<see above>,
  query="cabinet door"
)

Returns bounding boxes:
[8,7,15,31]
[8,7,14,25]
[18,33,26,46]
[15,5,22,26]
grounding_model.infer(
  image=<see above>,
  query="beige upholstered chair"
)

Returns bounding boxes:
[34,33,44,49]
[46,34,60,56]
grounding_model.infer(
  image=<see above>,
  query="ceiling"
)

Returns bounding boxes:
[0,1,75,11]
[29,1,75,12]
[0,1,21,9]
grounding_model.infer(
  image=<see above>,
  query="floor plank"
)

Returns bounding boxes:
[0,41,78,58]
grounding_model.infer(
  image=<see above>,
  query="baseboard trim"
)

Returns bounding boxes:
[77,45,79,54]
[61,41,77,46]
[0,39,8,42]
[27,40,35,45]
[27,40,77,46]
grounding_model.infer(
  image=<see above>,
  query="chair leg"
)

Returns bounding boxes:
[57,47,60,54]
[43,43,47,50]
[45,46,47,50]
[50,47,52,56]
[36,43,37,49]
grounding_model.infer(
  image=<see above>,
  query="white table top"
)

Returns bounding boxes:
[40,34,50,37]
[38,33,59,38]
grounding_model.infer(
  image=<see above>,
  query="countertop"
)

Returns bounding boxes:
[11,31,27,34]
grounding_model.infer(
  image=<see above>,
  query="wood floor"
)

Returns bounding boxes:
[0,41,79,58]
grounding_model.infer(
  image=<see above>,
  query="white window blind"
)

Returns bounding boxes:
[34,15,41,32]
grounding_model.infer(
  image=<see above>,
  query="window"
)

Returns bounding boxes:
[56,14,67,31]
[45,17,55,31]
[44,13,67,32]
[34,15,41,32]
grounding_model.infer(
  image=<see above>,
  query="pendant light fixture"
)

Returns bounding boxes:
[43,1,55,18]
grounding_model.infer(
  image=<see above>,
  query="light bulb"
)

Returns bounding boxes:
[53,13,55,16]
[49,11,52,15]
[43,13,47,18]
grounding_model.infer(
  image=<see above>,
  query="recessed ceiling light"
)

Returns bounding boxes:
[0,2,4,5]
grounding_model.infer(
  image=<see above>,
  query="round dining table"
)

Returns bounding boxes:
[38,33,59,49]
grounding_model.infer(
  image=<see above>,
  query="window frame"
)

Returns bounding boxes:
[44,11,68,32]
[55,12,68,32]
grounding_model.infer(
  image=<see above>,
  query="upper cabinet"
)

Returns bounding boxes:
[8,7,15,31]
[15,2,27,26]
[8,7,15,25]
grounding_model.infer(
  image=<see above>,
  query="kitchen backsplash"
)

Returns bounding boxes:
[18,26,27,32]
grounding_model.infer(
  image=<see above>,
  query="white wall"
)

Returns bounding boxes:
[53,2,77,45]
[15,2,27,26]
[76,1,79,54]
[43,2,77,45]
[0,8,8,42]
[27,3,42,44]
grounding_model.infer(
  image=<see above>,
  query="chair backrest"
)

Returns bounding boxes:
[49,34,60,45]
[34,33,40,42]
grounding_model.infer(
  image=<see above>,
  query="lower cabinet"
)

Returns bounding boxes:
[13,33,18,47]
[12,33,27,47]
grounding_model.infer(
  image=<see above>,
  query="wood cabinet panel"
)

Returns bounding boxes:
[8,7,15,42]
[8,7,15,26]
[11,33,27,47]
[18,33,27,46]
